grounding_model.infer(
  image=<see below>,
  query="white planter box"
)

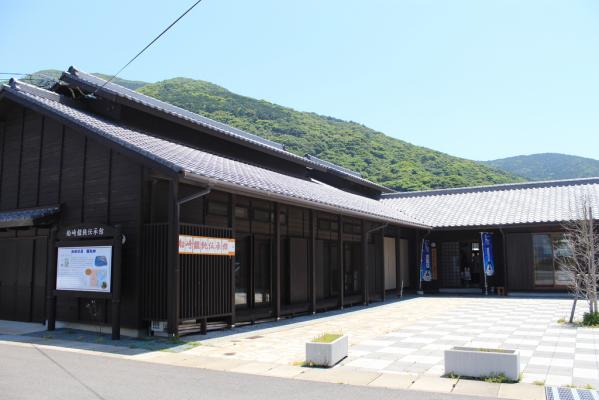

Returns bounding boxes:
[305,335,348,367]
[444,347,520,381]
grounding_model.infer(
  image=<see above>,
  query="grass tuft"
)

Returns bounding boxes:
[311,332,343,343]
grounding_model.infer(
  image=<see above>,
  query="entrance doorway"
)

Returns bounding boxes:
[384,237,396,291]
[234,234,273,320]
[0,236,47,322]
[439,241,482,288]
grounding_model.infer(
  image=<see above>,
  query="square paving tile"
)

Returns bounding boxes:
[345,357,394,370]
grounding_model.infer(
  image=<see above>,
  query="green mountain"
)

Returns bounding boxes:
[484,153,599,181]
[22,69,523,191]
[137,78,523,191]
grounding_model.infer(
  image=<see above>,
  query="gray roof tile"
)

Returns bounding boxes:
[61,67,392,192]
[381,179,599,228]
[2,81,426,228]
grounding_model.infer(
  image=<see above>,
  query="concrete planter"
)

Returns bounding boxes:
[305,335,348,367]
[444,347,520,381]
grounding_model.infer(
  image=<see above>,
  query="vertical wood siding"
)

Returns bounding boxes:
[0,103,144,329]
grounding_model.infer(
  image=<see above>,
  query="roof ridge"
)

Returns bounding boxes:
[5,78,61,102]
[64,66,288,151]
[1,87,428,228]
[381,177,599,198]
[60,67,390,193]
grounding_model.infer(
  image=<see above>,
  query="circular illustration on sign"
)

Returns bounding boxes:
[85,268,92,276]
[423,270,432,282]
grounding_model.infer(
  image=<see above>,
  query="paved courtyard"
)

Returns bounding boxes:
[179,296,599,388]
[1,295,598,399]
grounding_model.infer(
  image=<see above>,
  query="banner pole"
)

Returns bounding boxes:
[484,268,488,296]
[418,238,423,293]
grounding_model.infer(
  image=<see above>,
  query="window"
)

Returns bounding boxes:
[253,208,272,222]
[532,233,573,287]
[235,206,249,219]
[343,223,361,234]
[208,201,228,216]
[318,219,338,231]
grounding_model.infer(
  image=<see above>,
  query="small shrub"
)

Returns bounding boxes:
[582,312,599,327]
[483,374,513,384]
[584,384,594,390]
[444,372,517,383]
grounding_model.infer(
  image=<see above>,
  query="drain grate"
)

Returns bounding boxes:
[546,386,599,400]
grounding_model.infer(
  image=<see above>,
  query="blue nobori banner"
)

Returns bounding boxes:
[481,232,495,276]
[420,239,432,282]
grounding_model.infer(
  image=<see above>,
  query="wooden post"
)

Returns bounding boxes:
[589,208,596,313]
[274,203,281,319]
[310,210,317,314]
[362,220,368,305]
[167,179,180,336]
[46,227,57,331]
[500,229,509,295]
[229,193,236,327]
[111,225,122,340]
[338,215,344,309]
[416,232,422,292]
[380,228,385,302]
[395,226,402,297]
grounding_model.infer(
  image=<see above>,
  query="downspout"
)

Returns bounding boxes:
[178,187,211,207]
[168,183,211,337]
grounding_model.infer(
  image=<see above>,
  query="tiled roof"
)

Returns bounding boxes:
[62,67,287,151]
[0,205,60,228]
[304,154,393,193]
[1,80,427,228]
[60,67,392,193]
[381,178,599,228]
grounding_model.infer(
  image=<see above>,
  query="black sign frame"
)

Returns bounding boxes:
[46,223,123,340]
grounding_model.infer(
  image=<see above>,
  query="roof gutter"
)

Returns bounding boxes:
[181,171,430,230]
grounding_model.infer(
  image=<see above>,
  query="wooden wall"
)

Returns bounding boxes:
[505,232,534,290]
[0,102,144,328]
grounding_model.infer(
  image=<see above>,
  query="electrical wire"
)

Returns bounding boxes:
[92,0,204,96]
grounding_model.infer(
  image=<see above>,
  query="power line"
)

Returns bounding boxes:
[92,0,204,96]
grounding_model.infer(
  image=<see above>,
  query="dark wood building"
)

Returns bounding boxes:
[0,69,426,336]
[381,179,599,294]
[1,68,596,337]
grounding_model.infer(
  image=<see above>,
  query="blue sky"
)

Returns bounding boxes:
[2,0,598,161]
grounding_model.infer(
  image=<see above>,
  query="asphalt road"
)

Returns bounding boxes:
[0,342,494,400]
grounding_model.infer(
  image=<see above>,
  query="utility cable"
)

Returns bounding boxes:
[91,0,204,96]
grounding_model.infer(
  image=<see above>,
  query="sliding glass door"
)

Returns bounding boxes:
[532,233,573,287]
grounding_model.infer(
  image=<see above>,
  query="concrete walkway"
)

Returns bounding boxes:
[1,296,598,400]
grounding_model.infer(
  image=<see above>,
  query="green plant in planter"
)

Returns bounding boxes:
[582,312,599,327]
[311,332,343,343]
